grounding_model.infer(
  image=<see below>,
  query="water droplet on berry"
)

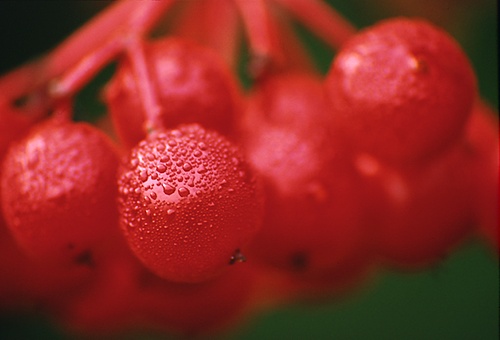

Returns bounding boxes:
[139,171,148,182]
[156,143,166,152]
[162,183,175,195]
[178,187,190,197]
[197,164,207,174]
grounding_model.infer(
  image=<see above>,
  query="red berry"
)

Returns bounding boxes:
[240,73,370,280]
[0,102,35,161]
[464,101,499,253]
[325,18,476,164]
[117,124,263,283]
[355,145,474,268]
[58,246,256,337]
[0,226,92,313]
[104,37,242,148]
[0,118,120,265]
[136,262,256,336]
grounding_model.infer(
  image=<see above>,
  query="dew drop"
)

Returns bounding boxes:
[150,191,157,200]
[157,164,167,173]
[162,183,175,195]
[139,171,148,182]
[168,139,178,147]
[178,187,190,197]
[197,164,207,174]
[183,162,192,171]
[156,143,166,152]
[198,142,207,150]
[167,209,176,215]
[193,149,202,157]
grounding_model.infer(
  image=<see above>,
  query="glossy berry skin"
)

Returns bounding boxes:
[0,118,120,265]
[0,103,36,161]
[240,73,369,279]
[104,37,242,148]
[118,124,263,283]
[355,144,474,268]
[136,262,255,336]
[325,18,476,164]
[58,242,256,337]
[0,226,93,313]
[464,101,499,253]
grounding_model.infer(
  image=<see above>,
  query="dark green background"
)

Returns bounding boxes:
[0,1,498,339]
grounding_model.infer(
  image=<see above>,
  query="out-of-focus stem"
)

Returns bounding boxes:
[272,0,357,49]
[125,39,163,134]
[172,0,241,70]
[269,3,317,73]
[0,0,175,103]
[233,0,284,78]
[50,38,123,98]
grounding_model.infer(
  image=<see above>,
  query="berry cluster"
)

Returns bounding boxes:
[0,0,497,338]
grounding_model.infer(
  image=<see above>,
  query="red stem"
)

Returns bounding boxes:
[233,0,284,78]
[272,0,357,50]
[49,38,124,99]
[268,2,317,73]
[124,39,163,134]
[173,0,240,68]
[0,0,175,103]
[202,0,241,71]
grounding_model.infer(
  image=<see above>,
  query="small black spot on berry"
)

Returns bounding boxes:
[229,249,246,265]
[74,250,95,267]
[290,252,309,271]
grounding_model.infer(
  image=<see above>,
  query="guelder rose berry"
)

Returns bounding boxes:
[241,73,369,280]
[104,37,242,148]
[325,18,477,164]
[0,118,120,265]
[118,124,263,283]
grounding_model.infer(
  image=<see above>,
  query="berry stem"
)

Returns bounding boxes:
[124,38,163,134]
[0,0,175,105]
[51,98,74,123]
[233,0,284,78]
[50,38,123,99]
[272,0,357,49]
[270,4,317,73]
[172,0,241,70]
[200,0,242,71]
